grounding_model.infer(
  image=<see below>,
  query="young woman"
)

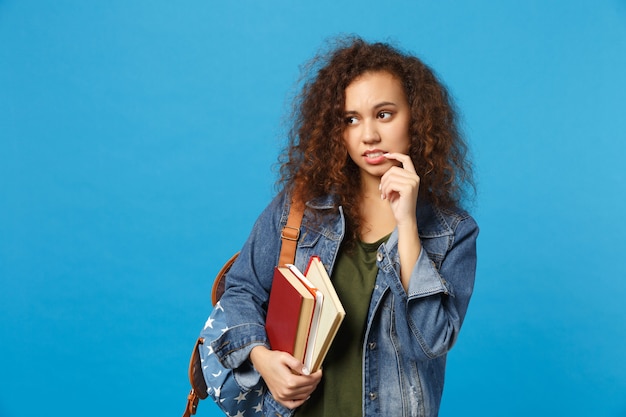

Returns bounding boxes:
[201,36,478,417]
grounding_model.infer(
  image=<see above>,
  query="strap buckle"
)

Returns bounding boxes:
[281,226,300,241]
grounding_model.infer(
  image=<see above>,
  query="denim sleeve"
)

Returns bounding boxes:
[210,323,269,368]
[393,215,479,359]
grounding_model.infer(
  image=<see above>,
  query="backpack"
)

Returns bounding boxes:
[182,201,303,417]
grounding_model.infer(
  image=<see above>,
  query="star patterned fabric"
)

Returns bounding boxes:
[199,301,265,415]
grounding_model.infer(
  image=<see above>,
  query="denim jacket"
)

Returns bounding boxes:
[209,191,478,417]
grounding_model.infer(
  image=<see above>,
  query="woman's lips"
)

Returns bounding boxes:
[363,150,387,164]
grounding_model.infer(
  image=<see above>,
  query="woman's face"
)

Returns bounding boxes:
[342,71,411,182]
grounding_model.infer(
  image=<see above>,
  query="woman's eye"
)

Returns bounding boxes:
[345,116,358,125]
[378,111,392,120]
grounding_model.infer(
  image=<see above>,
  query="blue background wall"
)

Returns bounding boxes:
[1,1,625,416]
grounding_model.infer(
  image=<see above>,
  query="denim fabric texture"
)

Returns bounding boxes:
[200,191,478,417]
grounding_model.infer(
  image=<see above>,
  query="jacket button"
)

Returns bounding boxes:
[368,342,376,350]
[376,252,383,262]
[369,392,378,400]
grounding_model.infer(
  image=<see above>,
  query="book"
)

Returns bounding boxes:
[265,258,346,372]
[265,266,316,362]
[285,264,324,371]
[302,256,346,372]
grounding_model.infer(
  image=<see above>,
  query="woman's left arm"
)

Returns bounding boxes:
[403,215,479,359]
[381,153,478,359]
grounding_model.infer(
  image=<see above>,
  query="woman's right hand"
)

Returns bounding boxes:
[250,345,322,409]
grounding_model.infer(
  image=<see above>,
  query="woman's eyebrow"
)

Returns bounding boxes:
[374,101,397,109]
[344,101,397,114]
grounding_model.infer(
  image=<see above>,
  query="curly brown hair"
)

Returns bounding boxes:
[278,36,474,245]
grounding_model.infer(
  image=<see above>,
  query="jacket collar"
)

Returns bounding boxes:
[304,194,457,238]
[305,194,337,210]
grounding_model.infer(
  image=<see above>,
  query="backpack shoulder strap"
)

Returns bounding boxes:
[278,198,304,266]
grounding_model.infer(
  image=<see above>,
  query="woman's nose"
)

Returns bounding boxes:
[362,119,380,144]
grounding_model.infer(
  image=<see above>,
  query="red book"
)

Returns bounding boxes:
[265,266,316,361]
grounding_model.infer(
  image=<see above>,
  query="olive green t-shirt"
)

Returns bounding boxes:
[296,234,390,416]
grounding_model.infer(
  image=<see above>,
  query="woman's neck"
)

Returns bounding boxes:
[359,175,397,243]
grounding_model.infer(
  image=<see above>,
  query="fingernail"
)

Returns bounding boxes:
[302,367,310,375]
